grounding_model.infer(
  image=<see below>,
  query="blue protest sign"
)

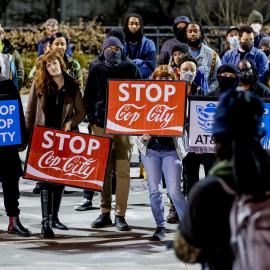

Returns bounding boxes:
[0,99,21,146]
[262,103,270,151]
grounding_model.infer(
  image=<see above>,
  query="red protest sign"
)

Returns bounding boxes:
[105,80,187,136]
[24,126,112,192]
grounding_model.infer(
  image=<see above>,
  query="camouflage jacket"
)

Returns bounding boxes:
[28,53,84,93]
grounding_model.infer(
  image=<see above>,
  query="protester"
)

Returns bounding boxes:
[259,37,270,87]
[158,16,190,65]
[186,21,221,91]
[0,24,24,90]
[206,63,241,97]
[0,71,32,237]
[170,44,209,94]
[219,26,239,60]
[0,52,18,89]
[83,37,142,231]
[174,87,270,270]
[222,25,269,85]
[25,51,86,238]
[29,32,83,93]
[123,14,156,79]
[136,65,187,240]
[176,53,216,198]
[37,18,72,57]
[248,10,269,48]
[237,59,270,97]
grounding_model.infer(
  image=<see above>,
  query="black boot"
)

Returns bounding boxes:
[41,189,55,238]
[52,186,68,230]
[7,216,33,237]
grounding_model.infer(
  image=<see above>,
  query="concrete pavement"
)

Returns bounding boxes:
[0,95,202,270]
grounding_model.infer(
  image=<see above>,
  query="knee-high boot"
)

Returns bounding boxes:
[52,185,68,230]
[41,189,55,238]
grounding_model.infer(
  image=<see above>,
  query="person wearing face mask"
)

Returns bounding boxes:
[219,26,239,60]
[157,16,190,66]
[248,10,269,48]
[237,59,270,98]
[170,44,209,94]
[259,37,270,87]
[84,37,142,232]
[123,14,156,79]
[206,63,241,97]
[135,65,187,241]
[186,21,221,92]
[177,53,217,198]
[222,26,269,85]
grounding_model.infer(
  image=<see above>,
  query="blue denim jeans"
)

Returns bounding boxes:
[141,149,187,227]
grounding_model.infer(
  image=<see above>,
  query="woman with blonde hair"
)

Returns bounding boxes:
[25,51,86,238]
[136,64,187,241]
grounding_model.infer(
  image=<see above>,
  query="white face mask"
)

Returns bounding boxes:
[181,70,196,82]
[251,23,262,33]
[229,36,239,46]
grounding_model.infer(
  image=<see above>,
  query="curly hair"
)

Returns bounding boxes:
[35,51,66,96]
[151,65,176,80]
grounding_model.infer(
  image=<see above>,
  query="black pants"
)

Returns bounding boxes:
[1,178,20,217]
[182,153,216,198]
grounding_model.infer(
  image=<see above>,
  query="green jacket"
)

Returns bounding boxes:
[2,39,24,90]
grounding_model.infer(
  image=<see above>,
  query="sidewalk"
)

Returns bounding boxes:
[0,95,201,270]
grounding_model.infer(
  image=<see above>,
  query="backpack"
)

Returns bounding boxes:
[217,178,270,270]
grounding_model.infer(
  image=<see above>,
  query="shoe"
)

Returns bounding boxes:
[111,195,115,206]
[152,227,166,241]
[33,182,41,194]
[74,199,92,211]
[91,213,112,228]
[115,216,129,231]
[166,204,179,224]
[52,216,68,230]
[0,182,3,194]
[139,162,147,180]
[7,217,33,237]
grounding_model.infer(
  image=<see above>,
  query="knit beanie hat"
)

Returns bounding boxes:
[171,43,189,55]
[107,28,126,46]
[248,10,263,25]
[101,36,123,53]
[259,37,270,49]
[177,52,197,68]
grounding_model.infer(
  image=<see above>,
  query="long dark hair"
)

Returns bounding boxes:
[50,32,69,46]
[123,14,144,41]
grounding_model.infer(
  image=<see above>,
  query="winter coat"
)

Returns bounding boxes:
[221,47,269,85]
[25,72,86,135]
[0,53,18,89]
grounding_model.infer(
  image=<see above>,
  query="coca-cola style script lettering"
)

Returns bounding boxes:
[24,126,112,191]
[105,80,187,136]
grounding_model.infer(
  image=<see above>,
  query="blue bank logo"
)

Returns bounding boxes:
[196,103,217,133]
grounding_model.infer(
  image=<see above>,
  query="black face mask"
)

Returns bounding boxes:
[240,70,254,84]
[218,76,239,93]
[104,51,121,67]
[176,28,186,43]
[187,36,203,47]
[240,41,254,52]
[126,30,143,43]
[262,49,270,57]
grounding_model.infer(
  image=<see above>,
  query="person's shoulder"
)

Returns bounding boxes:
[142,36,156,50]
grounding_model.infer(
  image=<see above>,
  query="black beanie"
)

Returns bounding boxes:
[107,28,126,46]
[177,52,197,68]
[171,43,189,55]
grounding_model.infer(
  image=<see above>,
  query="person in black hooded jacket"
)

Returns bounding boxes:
[0,73,32,237]
[157,16,190,66]
[206,63,241,97]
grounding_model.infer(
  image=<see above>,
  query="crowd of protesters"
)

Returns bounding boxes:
[0,9,270,270]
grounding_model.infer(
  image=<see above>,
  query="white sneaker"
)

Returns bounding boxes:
[74,199,92,211]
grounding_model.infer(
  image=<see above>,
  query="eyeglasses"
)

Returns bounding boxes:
[105,47,121,52]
